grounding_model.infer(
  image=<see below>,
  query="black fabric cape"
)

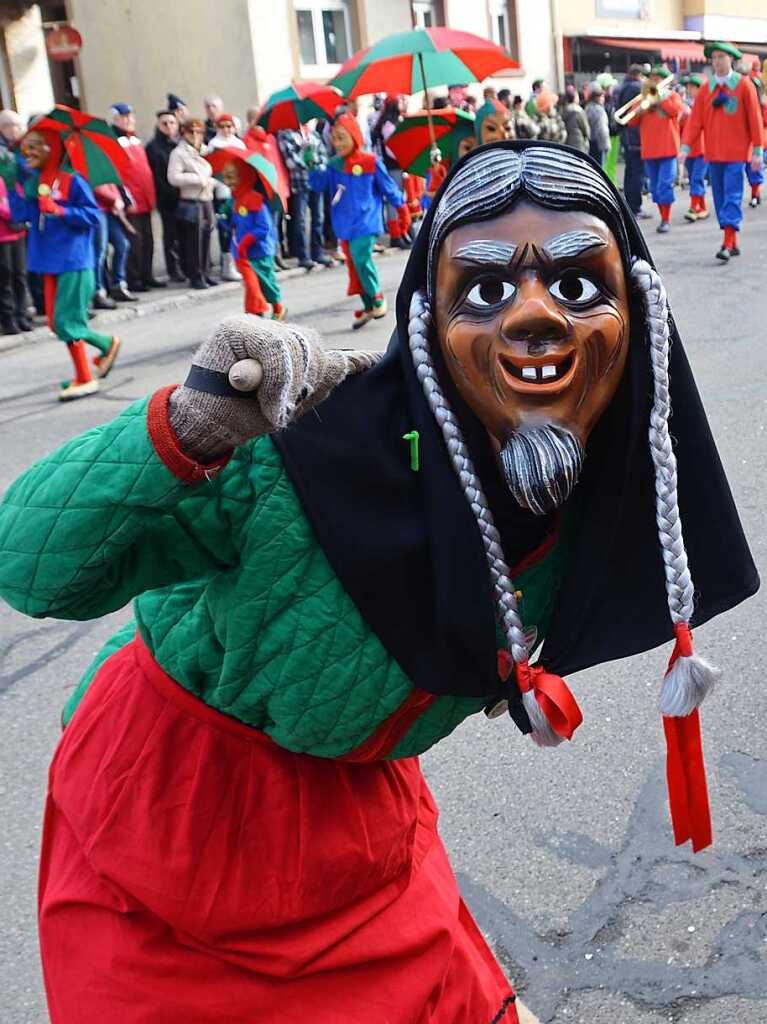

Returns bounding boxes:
[274,139,759,701]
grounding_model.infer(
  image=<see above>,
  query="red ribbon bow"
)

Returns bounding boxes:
[497,651,583,740]
[662,622,713,853]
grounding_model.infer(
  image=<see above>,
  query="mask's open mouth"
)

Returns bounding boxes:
[497,350,576,395]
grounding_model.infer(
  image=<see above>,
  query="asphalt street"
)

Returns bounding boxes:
[1,202,766,1023]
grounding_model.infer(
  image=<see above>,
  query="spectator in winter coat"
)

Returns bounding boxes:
[532,88,567,143]
[92,184,134,307]
[278,125,333,269]
[206,114,244,282]
[110,103,164,292]
[371,96,412,249]
[561,85,590,153]
[0,175,31,333]
[167,118,216,289]
[510,95,539,139]
[145,110,184,281]
[615,65,645,215]
[0,111,30,334]
[207,113,246,153]
[166,93,189,127]
[585,85,610,166]
[203,96,224,144]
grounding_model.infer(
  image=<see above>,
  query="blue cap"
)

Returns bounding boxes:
[110,102,132,116]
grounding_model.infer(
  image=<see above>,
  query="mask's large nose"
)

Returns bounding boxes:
[500,276,569,353]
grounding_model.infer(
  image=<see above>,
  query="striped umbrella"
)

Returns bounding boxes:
[329,28,518,99]
[206,148,282,212]
[256,82,344,131]
[388,108,475,176]
[28,104,128,186]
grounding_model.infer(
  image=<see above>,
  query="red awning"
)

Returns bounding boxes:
[590,37,705,62]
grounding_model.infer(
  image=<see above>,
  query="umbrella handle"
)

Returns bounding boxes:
[229,358,263,392]
[417,53,436,148]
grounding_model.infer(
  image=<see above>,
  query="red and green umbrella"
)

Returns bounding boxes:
[206,147,283,212]
[29,104,128,186]
[256,82,343,131]
[329,28,518,100]
[388,108,475,176]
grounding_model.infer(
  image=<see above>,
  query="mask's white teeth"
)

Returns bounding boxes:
[522,366,537,380]
[542,364,557,380]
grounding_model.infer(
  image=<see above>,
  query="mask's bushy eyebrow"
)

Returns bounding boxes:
[542,230,606,261]
[453,241,517,266]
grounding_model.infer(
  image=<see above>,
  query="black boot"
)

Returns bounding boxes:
[1,316,19,335]
[93,290,117,310]
[16,315,33,331]
[110,283,138,303]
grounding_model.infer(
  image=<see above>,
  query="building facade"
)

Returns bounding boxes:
[561,0,767,79]
[0,1,765,134]
[0,0,554,136]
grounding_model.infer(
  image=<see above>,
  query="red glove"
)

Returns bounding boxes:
[39,194,64,217]
[236,232,256,262]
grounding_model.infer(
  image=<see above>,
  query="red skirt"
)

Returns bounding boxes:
[39,635,518,1023]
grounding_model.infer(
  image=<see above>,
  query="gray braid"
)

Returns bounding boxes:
[631,259,695,624]
[408,289,528,661]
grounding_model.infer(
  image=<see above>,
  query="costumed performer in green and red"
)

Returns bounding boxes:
[0,140,758,1024]
[309,112,404,330]
[208,147,286,320]
[9,124,121,400]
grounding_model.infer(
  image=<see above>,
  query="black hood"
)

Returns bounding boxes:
[275,139,759,699]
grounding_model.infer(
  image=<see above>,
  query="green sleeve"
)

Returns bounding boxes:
[0,395,250,621]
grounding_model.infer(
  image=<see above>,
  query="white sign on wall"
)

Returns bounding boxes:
[596,0,651,19]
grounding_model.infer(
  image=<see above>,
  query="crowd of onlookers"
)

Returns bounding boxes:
[0,69,712,337]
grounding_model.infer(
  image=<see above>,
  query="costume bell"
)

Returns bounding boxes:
[210,148,284,319]
[8,126,120,400]
[680,74,710,222]
[681,41,764,260]
[309,113,404,329]
[0,141,758,1024]
[626,64,684,232]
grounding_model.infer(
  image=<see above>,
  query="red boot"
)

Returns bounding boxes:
[60,341,98,401]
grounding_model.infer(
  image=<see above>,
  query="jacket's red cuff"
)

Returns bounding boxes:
[147,385,233,483]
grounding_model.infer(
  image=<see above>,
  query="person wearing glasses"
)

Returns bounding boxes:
[146,109,185,282]
[167,118,216,289]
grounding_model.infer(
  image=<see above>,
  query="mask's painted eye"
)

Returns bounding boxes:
[466,278,516,307]
[549,272,600,305]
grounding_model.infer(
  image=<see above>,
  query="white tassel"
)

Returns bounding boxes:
[660,652,721,717]
[522,690,565,748]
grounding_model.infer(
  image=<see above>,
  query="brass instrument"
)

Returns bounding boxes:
[613,74,675,126]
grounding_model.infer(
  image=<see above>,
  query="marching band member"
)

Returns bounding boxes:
[680,74,709,222]
[745,75,767,208]
[681,41,763,261]
[627,65,684,233]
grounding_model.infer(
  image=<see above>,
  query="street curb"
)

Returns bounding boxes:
[0,265,310,357]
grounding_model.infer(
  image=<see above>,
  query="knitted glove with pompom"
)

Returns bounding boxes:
[169,314,379,462]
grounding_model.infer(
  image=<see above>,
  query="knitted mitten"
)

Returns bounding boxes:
[169,315,379,462]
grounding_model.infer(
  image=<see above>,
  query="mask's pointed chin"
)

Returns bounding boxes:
[499,424,585,515]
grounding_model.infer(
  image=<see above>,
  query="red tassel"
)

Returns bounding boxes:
[662,622,713,853]
[515,659,583,741]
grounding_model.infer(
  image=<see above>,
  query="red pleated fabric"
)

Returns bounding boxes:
[39,636,518,1024]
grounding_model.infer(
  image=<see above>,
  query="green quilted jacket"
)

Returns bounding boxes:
[0,393,564,759]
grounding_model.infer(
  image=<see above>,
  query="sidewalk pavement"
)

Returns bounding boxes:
[0,265,309,357]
